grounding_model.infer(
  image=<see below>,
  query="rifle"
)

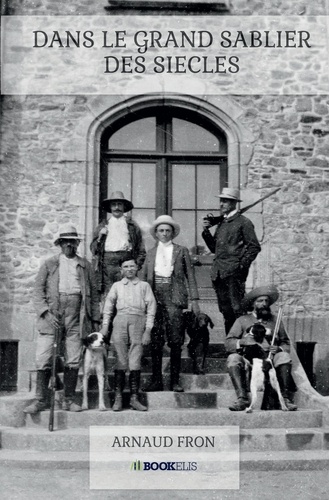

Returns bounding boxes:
[49,324,60,432]
[267,306,283,361]
[204,187,281,227]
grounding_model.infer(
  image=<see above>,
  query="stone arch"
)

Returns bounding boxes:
[84,94,255,256]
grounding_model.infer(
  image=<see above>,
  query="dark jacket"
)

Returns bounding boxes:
[202,212,261,280]
[34,254,100,338]
[142,243,199,309]
[90,217,146,292]
[225,313,291,355]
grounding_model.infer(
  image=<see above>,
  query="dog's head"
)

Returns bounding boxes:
[246,323,266,344]
[197,313,214,330]
[83,332,105,350]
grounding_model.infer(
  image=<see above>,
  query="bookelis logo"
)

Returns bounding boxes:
[130,460,197,471]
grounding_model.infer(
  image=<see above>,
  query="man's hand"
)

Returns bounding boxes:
[269,345,282,355]
[44,311,60,329]
[191,300,200,315]
[202,217,212,230]
[142,328,152,346]
[99,325,109,337]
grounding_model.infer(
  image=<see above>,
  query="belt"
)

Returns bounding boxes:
[59,292,81,296]
[155,276,172,284]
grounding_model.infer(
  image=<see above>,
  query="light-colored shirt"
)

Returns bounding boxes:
[154,241,174,277]
[104,216,131,252]
[59,254,81,294]
[102,277,156,330]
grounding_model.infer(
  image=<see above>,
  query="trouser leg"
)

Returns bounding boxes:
[112,369,125,411]
[62,367,82,412]
[170,346,184,392]
[227,354,249,411]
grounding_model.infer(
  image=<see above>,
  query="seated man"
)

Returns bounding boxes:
[100,258,156,412]
[225,284,297,411]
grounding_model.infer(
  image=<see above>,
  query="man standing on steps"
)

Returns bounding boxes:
[100,258,156,412]
[202,188,261,335]
[142,215,200,393]
[90,191,146,301]
[225,284,297,412]
[24,223,100,414]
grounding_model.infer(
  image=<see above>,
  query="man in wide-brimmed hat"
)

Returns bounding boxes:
[24,223,100,414]
[90,191,146,299]
[142,215,200,393]
[202,187,261,335]
[225,284,297,411]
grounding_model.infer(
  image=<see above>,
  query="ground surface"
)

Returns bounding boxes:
[1,468,328,499]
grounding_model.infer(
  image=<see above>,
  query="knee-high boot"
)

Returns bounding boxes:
[62,367,82,412]
[24,370,51,414]
[129,370,147,411]
[112,370,125,411]
[228,365,249,411]
[276,364,297,411]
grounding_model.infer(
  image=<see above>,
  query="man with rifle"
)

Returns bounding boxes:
[24,223,100,415]
[202,187,261,335]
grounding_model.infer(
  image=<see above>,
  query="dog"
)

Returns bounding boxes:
[183,311,214,374]
[82,332,108,411]
[242,324,288,413]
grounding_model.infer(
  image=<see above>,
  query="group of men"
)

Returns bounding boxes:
[24,188,297,414]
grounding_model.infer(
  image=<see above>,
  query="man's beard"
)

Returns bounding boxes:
[62,246,77,259]
[256,306,273,321]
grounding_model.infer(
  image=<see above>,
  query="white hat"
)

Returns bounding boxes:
[54,223,81,246]
[149,215,181,239]
[216,188,241,202]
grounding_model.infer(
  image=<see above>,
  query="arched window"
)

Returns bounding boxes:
[100,107,228,253]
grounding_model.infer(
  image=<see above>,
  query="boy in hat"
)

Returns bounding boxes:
[142,215,200,393]
[225,284,297,411]
[24,223,100,414]
[100,258,156,411]
[90,191,146,298]
[202,187,261,335]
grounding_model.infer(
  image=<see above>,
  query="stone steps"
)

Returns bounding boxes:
[1,447,329,471]
[23,408,323,430]
[1,425,328,454]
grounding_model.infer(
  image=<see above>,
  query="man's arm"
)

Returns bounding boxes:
[240,217,261,269]
[100,284,118,335]
[90,221,106,256]
[34,261,51,319]
[201,228,216,254]
[143,283,157,330]
[225,318,248,354]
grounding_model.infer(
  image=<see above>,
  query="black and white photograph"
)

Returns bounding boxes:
[1,0,329,498]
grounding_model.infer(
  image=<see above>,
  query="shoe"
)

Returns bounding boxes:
[171,383,184,393]
[284,398,297,411]
[228,397,249,411]
[62,399,82,412]
[144,381,163,392]
[112,393,123,412]
[23,400,48,414]
[130,394,147,412]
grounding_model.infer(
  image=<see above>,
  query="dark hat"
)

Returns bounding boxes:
[102,191,134,213]
[54,223,81,246]
[242,284,279,310]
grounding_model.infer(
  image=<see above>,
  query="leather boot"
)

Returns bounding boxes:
[24,370,51,414]
[276,364,298,411]
[62,367,82,412]
[170,346,184,392]
[228,365,249,411]
[145,347,163,391]
[129,371,147,411]
[112,370,125,411]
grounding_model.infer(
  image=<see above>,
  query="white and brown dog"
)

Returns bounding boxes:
[82,332,108,411]
[242,324,288,413]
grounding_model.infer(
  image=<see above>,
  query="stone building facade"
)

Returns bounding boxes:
[1,0,329,393]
